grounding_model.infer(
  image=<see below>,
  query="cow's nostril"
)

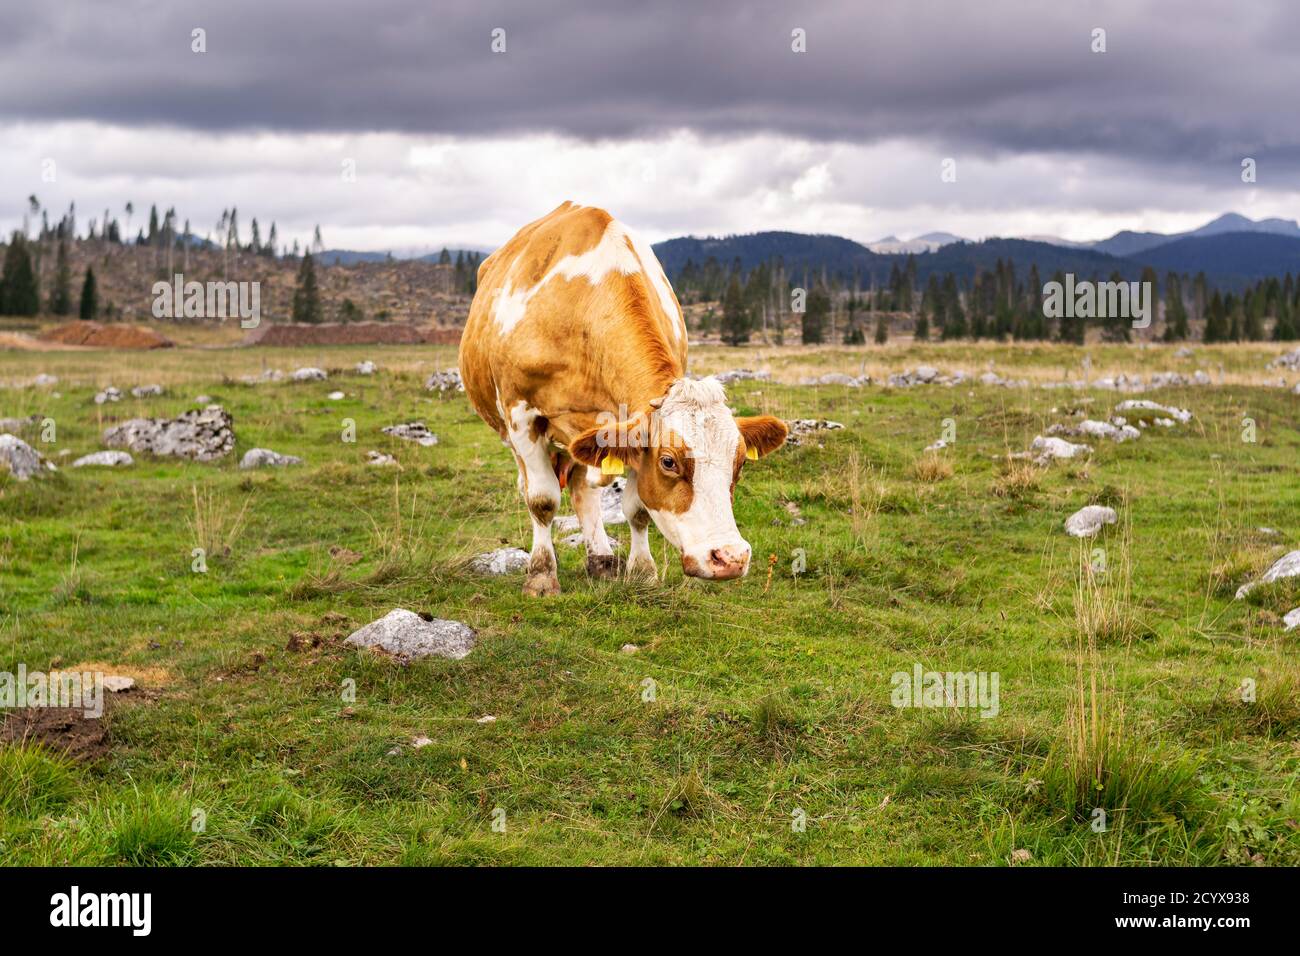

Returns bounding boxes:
[709,548,726,567]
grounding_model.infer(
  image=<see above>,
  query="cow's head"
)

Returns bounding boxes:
[569,378,787,579]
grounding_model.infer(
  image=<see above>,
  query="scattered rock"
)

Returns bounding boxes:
[382,421,438,446]
[1065,505,1118,538]
[103,405,236,462]
[714,368,772,385]
[130,384,164,398]
[1074,419,1141,443]
[560,532,585,548]
[620,644,639,655]
[240,368,284,384]
[31,373,58,387]
[1009,848,1033,866]
[344,608,476,661]
[782,500,806,526]
[0,414,41,432]
[327,390,345,400]
[1029,435,1091,464]
[1115,399,1192,423]
[1236,550,1300,599]
[1268,349,1300,371]
[71,450,133,468]
[475,715,497,724]
[469,547,530,575]
[785,419,845,447]
[412,735,434,748]
[1284,608,1300,632]
[239,447,303,469]
[798,372,869,387]
[355,361,377,375]
[291,367,328,382]
[194,394,213,405]
[102,675,136,693]
[554,478,626,531]
[93,386,122,404]
[366,450,398,467]
[425,368,464,392]
[924,439,949,452]
[0,433,57,480]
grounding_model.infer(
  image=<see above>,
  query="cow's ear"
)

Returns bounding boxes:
[568,417,649,468]
[736,415,788,459]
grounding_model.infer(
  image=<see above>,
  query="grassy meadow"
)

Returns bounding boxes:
[1,336,1298,865]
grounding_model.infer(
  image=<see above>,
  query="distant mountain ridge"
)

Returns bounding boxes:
[650,213,1300,290]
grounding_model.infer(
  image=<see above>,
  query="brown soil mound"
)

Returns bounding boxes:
[40,321,174,349]
[243,322,461,346]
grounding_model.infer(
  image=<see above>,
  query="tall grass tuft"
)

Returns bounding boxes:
[187,483,252,559]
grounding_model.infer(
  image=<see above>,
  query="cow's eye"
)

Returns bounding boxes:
[659,455,677,473]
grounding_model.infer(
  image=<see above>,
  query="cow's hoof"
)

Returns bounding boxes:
[522,572,560,597]
[586,553,623,580]
[626,556,658,582]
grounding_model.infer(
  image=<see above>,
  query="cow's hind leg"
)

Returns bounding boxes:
[622,474,658,581]
[506,403,561,596]
[572,466,620,580]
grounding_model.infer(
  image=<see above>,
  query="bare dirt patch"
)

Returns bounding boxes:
[40,321,175,349]
[243,322,461,347]
[1,705,115,761]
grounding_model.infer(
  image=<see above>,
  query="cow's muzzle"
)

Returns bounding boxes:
[682,544,750,580]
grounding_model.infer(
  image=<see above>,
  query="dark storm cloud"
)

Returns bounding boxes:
[2,0,1298,175]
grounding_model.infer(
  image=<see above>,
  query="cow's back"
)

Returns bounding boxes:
[459,202,686,442]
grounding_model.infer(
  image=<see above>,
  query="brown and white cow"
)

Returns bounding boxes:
[459,202,787,596]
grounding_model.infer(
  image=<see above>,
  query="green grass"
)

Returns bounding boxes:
[1,340,1299,865]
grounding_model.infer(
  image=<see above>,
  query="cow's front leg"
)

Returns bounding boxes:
[507,405,561,596]
[572,467,620,580]
[622,473,658,582]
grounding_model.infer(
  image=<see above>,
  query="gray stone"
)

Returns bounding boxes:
[714,368,771,384]
[355,361,377,375]
[798,372,868,387]
[469,547,530,575]
[31,374,58,387]
[130,384,164,398]
[366,450,398,467]
[425,368,464,392]
[1065,505,1118,538]
[382,422,438,446]
[102,675,136,692]
[291,367,328,381]
[0,433,57,480]
[1284,608,1300,632]
[345,608,475,660]
[554,478,626,531]
[240,369,284,384]
[328,391,345,400]
[1030,435,1091,464]
[1236,550,1300,599]
[0,414,40,432]
[103,405,236,462]
[239,447,303,469]
[71,450,133,468]
[94,386,122,404]
[786,419,845,447]
[1115,399,1192,423]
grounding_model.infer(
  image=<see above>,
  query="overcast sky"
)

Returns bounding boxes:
[2,0,1297,252]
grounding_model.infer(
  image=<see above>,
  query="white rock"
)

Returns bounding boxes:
[1031,435,1091,463]
[104,406,236,461]
[94,386,122,404]
[554,478,626,532]
[1284,608,1300,631]
[194,394,213,405]
[1076,419,1140,443]
[383,422,438,446]
[1115,399,1192,423]
[425,369,464,392]
[102,675,136,692]
[475,715,497,724]
[468,547,530,575]
[366,450,398,467]
[715,368,772,384]
[130,384,164,398]
[1065,505,1118,538]
[31,374,58,387]
[327,391,345,400]
[0,434,57,480]
[71,450,133,468]
[291,367,328,382]
[1236,550,1300,599]
[355,361,376,375]
[412,736,434,748]
[344,608,476,660]
[239,447,303,469]
[620,644,639,655]
[924,439,949,452]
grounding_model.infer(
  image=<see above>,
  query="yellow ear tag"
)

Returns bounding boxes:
[746,445,759,461]
[602,454,625,476]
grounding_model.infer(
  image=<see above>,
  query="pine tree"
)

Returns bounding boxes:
[78,267,98,320]
[49,235,72,315]
[802,286,828,344]
[720,273,750,346]
[0,233,40,316]
[291,253,322,324]
[874,313,888,344]
[1202,291,1227,343]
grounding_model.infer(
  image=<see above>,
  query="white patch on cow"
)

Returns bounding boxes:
[505,400,560,567]
[490,217,684,340]
[647,377,749,572]
[622,223,685,342]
